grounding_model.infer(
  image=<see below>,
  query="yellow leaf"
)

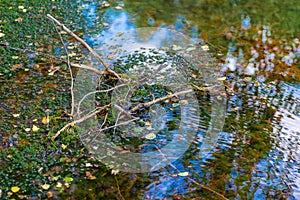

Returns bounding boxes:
[0,33,5,38]
[111,169,120,175]
[178,172,189,176]
[15,17,23,23]
[61,144,67,150]
[42,117,49,124]
[144,121,152,126]
[145,133,156,140]
[11,186,20,193]
[41,184,50,190]
[56,182,62,188]
[32,125,39,132]
[201,45,209,51]
[70,121,75,127]
[68,52,76,57]
[7,154,12,159]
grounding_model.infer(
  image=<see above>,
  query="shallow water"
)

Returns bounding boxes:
[73,1,300,199]
[1,0,300,199]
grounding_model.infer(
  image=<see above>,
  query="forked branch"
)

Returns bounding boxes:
[46,14,121,79]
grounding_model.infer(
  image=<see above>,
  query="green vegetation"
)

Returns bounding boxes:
[0,0,299,199]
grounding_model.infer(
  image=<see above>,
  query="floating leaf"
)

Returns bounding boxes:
[86,171,97,180]
[41,184,50,190]
[63,176,73,183]
[201,45,209,51]
[56,182,62,188]
[32,125,39,132]
[111,169,120,175]
[11,186,20,193]
[178,172,189,176]
[145,133,156,140]
[61,144,67,150]
[144,121,152,126]
[172,103,180,107]
[12,113,20,118]
[15,17,23,23]
[42,116,49,124]
[217,77,226,81]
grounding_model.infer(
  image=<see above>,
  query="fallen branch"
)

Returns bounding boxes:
[46,14,121,79]
[52,19,75,116]
[51,104,110,140]
[129,89,194,113]
[188,178,228,200]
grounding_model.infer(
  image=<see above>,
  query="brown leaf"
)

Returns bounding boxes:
[15,18,23,23]
[11,64,22,71]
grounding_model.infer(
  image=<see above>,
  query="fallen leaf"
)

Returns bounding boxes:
[145,133,156,140]
[56,182,62,188]
[86,171,97,180]
[144,121,152,126]
[12,113,20,118]
[217,77,226,81]
[11,186,20,193]
[41,184,50,190]
[111,169,120,175]
[15,18,23,23]
[178,172,189,176]
[10,64,22,71]
[46,191,53,198]
[61,144,67,150]
[201,45,209,51]
[63,176,73,183]
[42,117,50,124]
[0,33,5,38]
[85,163,93,167]
[7,154,12,159]
[32,125,39,132]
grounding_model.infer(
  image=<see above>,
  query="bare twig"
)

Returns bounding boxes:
[188,178,228,200]
[52,20,75,115]
[46,14,121,79]
[98,118,138,132]
[130,89,194,113]
[51,104,110,140]
[77,83,128,114]
[114,176,125,200]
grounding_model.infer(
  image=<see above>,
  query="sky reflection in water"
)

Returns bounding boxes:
[80,2,300,199]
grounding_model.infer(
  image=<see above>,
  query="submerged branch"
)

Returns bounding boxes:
[51,104,110,140]
[129,89,194,113]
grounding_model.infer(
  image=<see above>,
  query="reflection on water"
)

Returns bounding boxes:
[77,0,300,199]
